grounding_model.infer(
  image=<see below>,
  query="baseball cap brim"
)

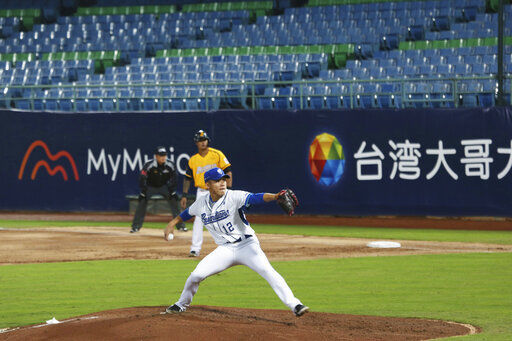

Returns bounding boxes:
[206,174,230,182]
[155,147,167,155]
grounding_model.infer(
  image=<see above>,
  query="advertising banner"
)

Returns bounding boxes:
[1,107,511,216]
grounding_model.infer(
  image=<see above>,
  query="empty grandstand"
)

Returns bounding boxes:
[0,0,509,111]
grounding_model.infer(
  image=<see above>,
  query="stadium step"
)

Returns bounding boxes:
[307,0,464,5]
[399,37,508,51]
[0,52,36,63]
[156,44,355,58]
[75,5,176,16]
[0,8,41,18]
[181,2,273,13]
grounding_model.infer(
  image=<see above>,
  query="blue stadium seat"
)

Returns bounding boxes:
[456,6,477,22]
[205,90,221,111]
[324,85,345,109]
[406,26,425,41]
[257,96,273,110]
[88,99,101,111]
[354,44,373,59]
[0,1,499,111]
[257,87,275,110]
[170,97,185,111]
[274,87,292,110]
[101,99,115,111]
[59,99,73,111]
[183,89,199,111]
[478,93,495,107]
[45,99,59,111]
[304,86,322,109]
[431,16,450,31]
[376,83,396,108]
[31,99,44,111]
[142,98,158,111]
[291,90,307,110]
[14,100,30,110]
[355,84,374,108]
[462,94,478,107]
[380,34,399,50]
[74,99,87,111]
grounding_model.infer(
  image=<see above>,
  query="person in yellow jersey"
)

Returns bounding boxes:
[181,129,232,257]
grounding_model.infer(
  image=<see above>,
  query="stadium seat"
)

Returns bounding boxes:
[45,99,59,111]
[75,99,88,111]
[101,99,115,111]
[357,83,378,109]
[170,97,185,111]
[257,96,273,110]
[59,99,73,111]
[14,100,30,110]
[462,94,478,107]
[376,83,396,108]
[324,85,345,109]
[0,0,502,111]
[406,26,425,41]
[256,87,274,110]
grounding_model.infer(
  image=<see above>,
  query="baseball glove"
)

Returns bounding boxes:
[276,189,299,216]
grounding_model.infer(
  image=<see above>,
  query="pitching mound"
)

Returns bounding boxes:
[1,306,476,341]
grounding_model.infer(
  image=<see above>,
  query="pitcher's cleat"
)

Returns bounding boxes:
[166,304,185,314]
[189,251,199,257]
[294,304,309,317]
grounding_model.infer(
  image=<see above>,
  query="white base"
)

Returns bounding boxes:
[366,241,402,248]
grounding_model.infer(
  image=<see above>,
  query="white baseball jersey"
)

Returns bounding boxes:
[188,189,255,245]
[174,187,304,312]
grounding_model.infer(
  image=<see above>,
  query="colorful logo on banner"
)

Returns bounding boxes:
[18,140,80,181]
[309,133,345,186]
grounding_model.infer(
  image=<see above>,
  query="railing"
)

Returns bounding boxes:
[2,76,510,112]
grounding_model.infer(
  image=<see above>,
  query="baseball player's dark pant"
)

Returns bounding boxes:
[131,186,185,230]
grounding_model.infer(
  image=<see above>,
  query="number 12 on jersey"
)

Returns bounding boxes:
[220,222,234,234]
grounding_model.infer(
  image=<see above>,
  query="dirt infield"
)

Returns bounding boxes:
[0,306,476,341]
[1,226,511,264]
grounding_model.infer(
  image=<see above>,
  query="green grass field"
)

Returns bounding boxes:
[1,220,512,340]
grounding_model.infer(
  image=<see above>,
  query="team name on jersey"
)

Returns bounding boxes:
[201,210,230,224]
[196,164,216,175]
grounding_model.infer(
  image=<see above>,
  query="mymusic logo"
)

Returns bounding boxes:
[18,140,80,181]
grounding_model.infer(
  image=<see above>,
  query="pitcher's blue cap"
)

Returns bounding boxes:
[204,167,230,182]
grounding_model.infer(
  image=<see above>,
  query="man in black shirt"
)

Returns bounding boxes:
[130,146,187,233]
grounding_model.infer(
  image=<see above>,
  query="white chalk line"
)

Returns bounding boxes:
[0,316,99,334]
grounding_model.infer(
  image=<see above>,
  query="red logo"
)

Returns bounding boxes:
[18,140,80,181]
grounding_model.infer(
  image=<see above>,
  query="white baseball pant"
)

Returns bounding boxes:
[190,187,209,254]
[176,238,302,311]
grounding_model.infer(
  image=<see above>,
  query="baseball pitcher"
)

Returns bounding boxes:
[164,167,308,317]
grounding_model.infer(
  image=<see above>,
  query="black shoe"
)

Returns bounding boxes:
[178,226,188,232]
[130,227,140,233]
[165,304,185,314]
[189,251,199,257]
[294,304,309,317]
